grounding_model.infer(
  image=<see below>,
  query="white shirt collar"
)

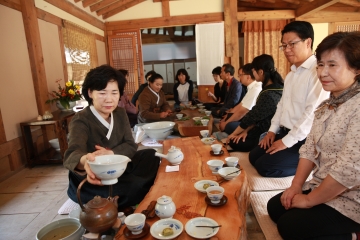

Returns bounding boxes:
[247,80,262,90]
[147,86,160,105]
[90,105,114,140]
[291,55,316,72]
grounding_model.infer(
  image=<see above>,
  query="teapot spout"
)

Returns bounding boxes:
[155,152,167,159]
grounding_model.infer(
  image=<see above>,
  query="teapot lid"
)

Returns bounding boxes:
[157,195,173,204]
[86,196,109,208]
[168,146,180,152]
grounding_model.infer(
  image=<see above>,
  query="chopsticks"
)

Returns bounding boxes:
[196,225,222,228]
[226,170,240,176]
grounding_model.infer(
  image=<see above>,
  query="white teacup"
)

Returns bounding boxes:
[205,111,211,116]
[211,144,222,154]
[206,186,224,204]
[225,157,239,167]
[201,119,209,126]
[207,159,224,172]
[124,213,146,235]
[200,130,209,138]
[176,114,183,119]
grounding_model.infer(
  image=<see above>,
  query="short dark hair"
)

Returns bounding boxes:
[240,63,255,80]
[82,65,126,105]
[148,73,164,83]
[212,66,221,75]
[315,31,360,83]
[281,21,314,49]
[251,54,284,87]
[176,68,190,82]
[145,70,156,81]
[118,69,128,77]
[222,63,235,76]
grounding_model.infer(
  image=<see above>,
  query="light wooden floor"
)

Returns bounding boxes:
[0,164,265,240]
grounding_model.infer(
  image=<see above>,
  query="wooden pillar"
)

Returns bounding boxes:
[20,0,50,114]
[224,0,239,72]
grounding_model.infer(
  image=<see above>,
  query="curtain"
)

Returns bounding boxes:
[196,22,224,85]
[62,20,98,83]
[242,20,290,80]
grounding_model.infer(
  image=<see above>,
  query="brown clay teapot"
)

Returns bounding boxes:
[77,179,119,233]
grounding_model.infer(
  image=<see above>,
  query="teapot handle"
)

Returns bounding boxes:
[76,178,87,211]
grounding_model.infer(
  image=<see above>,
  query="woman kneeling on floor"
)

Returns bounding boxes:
[64,65,160,211]
[267,32,360,240]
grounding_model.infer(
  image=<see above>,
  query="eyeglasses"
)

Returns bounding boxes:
[279,39,305,51]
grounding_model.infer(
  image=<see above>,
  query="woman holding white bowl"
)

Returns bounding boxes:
[64,65,160,211]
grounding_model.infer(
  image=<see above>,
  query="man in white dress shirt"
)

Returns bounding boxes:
[249,21,329,177]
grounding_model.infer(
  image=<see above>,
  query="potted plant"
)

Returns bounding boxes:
[46,79,82,111]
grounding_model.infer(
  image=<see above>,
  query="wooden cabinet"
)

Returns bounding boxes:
[20,110,75,167]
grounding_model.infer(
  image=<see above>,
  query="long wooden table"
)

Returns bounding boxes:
[175,109,213,137]
[115,137,250,240]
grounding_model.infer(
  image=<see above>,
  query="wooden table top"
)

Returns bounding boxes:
[115,137,250,240]
[175,109,213,137]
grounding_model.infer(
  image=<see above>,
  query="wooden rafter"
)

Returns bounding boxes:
[102,0,146,19]
[237,0,298,9]
[296,10,360,22]
[74,0,82,2]
[44,0,105,30]
[162,0,170,17]
[296,0,340,17]
[90,0,118,12]
[237,10,295,21]
[82,0,100,8]
[339,0,360,7]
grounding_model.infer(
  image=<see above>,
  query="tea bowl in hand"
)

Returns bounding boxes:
[225,157,239,167]
[207,159,224,172]
[124,213,146,235]
[206,186,224,204]
[88,155,131,185]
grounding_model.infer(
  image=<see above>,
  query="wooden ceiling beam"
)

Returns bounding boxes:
[339,0,360,7]
[296,10,360,22]
[82,0,101,8]
[295,0,340,18]
[102,0,146,19]
[162,0,170,17]
[237,9,295,20]
[44,0,105,30]
[106,12,223,31]
[96,0,133,16]
[237,0,298,9]
[282,0,300,4]
[74,0,82,2]
[90,0,118,12]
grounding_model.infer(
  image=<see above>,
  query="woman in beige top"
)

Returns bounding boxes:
[267,32,360,239]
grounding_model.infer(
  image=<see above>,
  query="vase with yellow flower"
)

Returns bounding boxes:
[46,79,82,111]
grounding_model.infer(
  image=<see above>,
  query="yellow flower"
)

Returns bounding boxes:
[76,85,81,90]
[66,81,72,87]
[68,89,75,95]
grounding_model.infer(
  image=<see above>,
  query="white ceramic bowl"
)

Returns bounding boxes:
[211,144,222,154]
[200,137,215,145]
[150,218,183,239]
[125,213,146,235]
[49,138,60,152]
[206,159,224,172]
[225,157,239,167]
[189,106,197,110]
[88,155,131,185]
[185,217,219,239]
[194,180,219,193]
[218,167,241,180]
[205,111,211,116]
[36,218,85,240]
[199,106,205,109]
[200,130,209,138]
[201,119,209,126]
[196,103,203,107]
[176,114,183,119]
[193,117,202,122]
[142,121,176,140]
[206,186,224,204]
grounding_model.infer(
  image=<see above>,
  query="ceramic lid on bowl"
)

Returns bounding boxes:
[157,195,173,204]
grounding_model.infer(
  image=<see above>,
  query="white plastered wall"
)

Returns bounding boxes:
[312,23,329,53]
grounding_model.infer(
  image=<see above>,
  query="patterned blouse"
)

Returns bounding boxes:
[299,92,360,224]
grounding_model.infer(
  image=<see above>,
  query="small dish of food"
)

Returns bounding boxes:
[201,137,216,145]
[193,117,202,121]
[194,180,219,193]
[150,218,183,239]
[189,106,197,110]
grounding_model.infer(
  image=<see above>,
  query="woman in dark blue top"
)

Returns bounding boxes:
[204,66,227,110]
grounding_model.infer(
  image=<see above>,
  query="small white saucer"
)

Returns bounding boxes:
[185,217,219,239]
[194,180,219,193]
